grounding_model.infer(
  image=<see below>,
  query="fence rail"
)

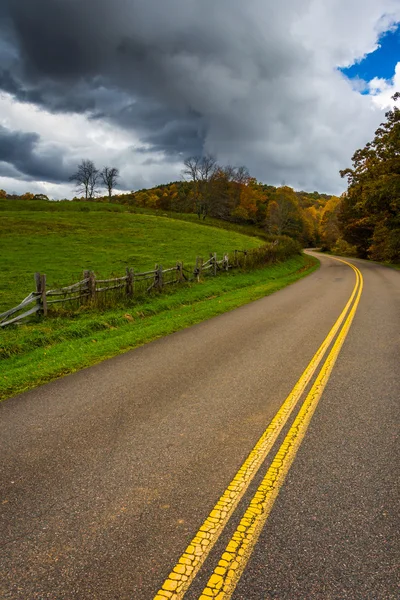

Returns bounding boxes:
[0,240,288,328]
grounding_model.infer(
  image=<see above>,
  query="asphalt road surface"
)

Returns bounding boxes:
[1,253,398,599]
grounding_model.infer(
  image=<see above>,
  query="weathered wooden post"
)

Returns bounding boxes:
[34,272,47,316]
[194,257,199,282]
[126,267,133,299]
[177,262,183,283]
[88,271,96,302]
[158,265,163,290]
[224,254,229,271]
[83,270,90,304]
[35,272,41,311]
[153,264,159,291]
[213,252,217,276]
[40,274,48,316]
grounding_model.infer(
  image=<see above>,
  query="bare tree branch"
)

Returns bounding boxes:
[101,166,120,201]
[70,160,99,199]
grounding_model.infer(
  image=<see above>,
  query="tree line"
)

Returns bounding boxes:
[115,158,330,247]
[64,156,331,247]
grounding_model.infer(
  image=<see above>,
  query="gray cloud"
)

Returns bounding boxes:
[0,125,69,182]
[0,0,399,194]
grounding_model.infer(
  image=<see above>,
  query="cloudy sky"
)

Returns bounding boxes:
[0,0,399,199]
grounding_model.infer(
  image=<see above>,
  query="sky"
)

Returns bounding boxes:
[0,0,399,199]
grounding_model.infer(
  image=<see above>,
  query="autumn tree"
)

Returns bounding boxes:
[265,186,304,240]
[183,155,217,219]
[319,196,341,250]
[302,205,320,246]
[70,159,99,199]
[101,166,120,201]
[205,165,248,220]
[339,92,400,261]
[232,177,265,222]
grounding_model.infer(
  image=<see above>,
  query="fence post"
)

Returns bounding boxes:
[35,272,44,316]
[35,272,40,310]
[126,267,133,298]
[83,270,90,304]
[40,274,48,316]
[177,262,183,283]
[153,264,159,291]
[158,265,163,290]
[214,253,217,276]
[224,254,229,271]
[88,271,96,301]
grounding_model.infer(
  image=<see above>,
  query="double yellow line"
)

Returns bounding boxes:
[155,257,363,600]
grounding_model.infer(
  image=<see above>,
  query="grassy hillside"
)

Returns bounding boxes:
[0,199,263,312]
[0,198,319,400]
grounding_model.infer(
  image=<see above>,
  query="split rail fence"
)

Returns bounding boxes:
[0,242,284,328]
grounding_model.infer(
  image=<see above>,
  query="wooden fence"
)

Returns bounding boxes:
[0,243,284,328]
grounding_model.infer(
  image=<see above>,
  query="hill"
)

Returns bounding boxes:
[0,199,263,312]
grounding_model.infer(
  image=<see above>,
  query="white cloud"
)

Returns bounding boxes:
[369,62,400,108]
[0,92,183,198]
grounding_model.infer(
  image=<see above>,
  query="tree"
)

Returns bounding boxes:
[101,166,120,201]
[232,177,264,222]
[265,186,304,240]
[339,92,400,260]
[319,196,341,250]
[70,160,99,199]
[182,155,217,219]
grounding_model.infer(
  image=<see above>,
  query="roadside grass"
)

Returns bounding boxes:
[0,202,263,312]
[0,254,319,401]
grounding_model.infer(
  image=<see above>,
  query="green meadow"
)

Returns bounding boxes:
[0,199,319,400]
[0,200,263,312]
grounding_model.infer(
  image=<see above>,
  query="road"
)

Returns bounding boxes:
[0,253,398,599]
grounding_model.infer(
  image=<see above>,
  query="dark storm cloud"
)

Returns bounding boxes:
[0,0,303,158]
[114,102,205,156]
[0,0,395,193]
[0,125,69,183]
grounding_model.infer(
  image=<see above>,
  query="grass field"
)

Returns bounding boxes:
[1,199,319,400]
[0,200,263,312]
[0,254,319,400]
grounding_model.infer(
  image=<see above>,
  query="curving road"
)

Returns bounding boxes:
[0,253,398,599]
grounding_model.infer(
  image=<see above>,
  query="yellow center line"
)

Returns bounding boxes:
[154,258,360,600]
[199,259,363,599]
